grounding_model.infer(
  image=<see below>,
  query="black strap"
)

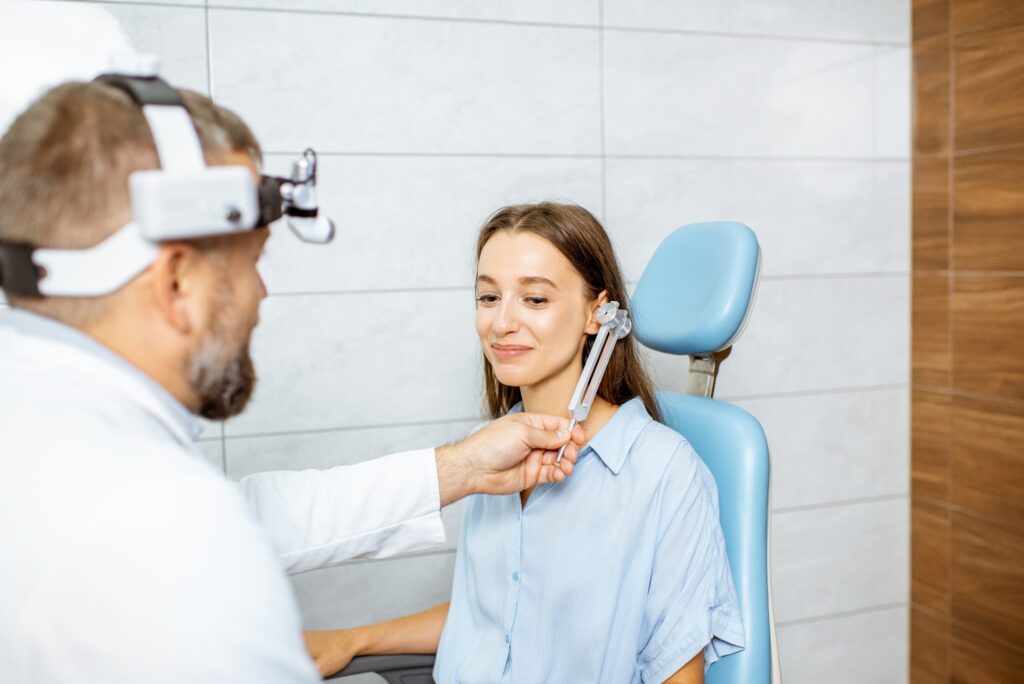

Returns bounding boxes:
[284,206,318,218]
[257,176,285,227]
[94,74,184,107]
[0,243,42,297]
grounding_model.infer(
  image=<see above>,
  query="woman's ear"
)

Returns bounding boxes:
[584,290,609,334]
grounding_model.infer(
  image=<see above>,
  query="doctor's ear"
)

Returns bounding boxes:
[149,243,208,335]
[584,290,609,335]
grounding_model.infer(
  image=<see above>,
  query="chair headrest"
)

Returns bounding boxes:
[631,221,761,356]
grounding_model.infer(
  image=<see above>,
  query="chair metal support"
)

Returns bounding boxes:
[686,347,732,398]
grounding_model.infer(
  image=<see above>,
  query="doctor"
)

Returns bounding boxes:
[0,71,582,682]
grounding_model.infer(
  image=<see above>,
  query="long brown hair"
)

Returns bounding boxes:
[476,202,661,422]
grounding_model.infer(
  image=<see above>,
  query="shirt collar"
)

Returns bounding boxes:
[509,396,652,475]
[3,309,206,441]
[583,397,652,475]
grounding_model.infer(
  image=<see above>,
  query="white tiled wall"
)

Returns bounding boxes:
[23,1,910,681]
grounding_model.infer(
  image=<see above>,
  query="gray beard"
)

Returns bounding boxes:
[187,317,257,421]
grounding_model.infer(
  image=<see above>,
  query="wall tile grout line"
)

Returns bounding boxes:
[204,0,214,98]
[220,384,908,441]
[259,272,911,300]
[224,416,485,441]
[598,0,607,223]
[263,150,911,163]
[66,0,909,48]
[719,383,909,402]
[776,601,907,628]
[772,492,908,516]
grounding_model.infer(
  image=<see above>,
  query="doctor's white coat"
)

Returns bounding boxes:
[0,310,447,683]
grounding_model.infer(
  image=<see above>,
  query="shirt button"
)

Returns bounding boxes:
[505,633,511,644]
[512,571,520,582]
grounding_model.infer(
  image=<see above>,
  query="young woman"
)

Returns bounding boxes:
[305,203,744,683]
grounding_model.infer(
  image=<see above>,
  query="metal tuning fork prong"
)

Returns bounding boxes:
[555,301,632,463]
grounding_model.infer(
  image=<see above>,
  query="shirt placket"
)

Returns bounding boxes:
[500,503,525,680]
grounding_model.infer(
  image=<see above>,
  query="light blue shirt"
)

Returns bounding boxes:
[435,397,744,684]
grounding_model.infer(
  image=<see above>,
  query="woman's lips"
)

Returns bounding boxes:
[491,344,532,361]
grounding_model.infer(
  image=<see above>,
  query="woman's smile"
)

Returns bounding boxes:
[491,343,533,361]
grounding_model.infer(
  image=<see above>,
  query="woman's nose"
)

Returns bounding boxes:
[493,300,520,334]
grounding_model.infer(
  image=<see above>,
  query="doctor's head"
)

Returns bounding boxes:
[474,202,659,421]
[0,81,268,419]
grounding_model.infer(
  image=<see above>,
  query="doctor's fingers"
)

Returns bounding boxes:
[515,413,586,446]
[536,449,575,483]
[516,423,584,457]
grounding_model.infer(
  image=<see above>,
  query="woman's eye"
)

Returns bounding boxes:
[525,296,548,306]
[476,294,499,305]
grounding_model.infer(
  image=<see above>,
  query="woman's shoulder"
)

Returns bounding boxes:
[634,417,718,497]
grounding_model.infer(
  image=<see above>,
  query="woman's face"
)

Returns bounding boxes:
[475,230,604,391]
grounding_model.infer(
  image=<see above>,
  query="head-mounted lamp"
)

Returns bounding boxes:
[0,59,334,298]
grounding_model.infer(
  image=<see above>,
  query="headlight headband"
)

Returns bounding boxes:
[0,60,334,298]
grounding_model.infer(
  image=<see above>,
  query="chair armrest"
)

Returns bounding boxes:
[325,654,436,683]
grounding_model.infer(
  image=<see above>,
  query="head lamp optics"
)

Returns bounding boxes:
[0,59,335,298]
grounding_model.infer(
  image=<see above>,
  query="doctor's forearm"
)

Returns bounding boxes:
[435,443,476,507]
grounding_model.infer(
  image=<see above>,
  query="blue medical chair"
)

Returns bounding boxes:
[331,221,780,683]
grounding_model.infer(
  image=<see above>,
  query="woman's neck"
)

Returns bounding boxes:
[519,362,618,446]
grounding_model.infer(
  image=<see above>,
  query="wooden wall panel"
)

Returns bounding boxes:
[951,0,1024,37]
[913,1,1024,680]
[913,277,951,387]
[951,394,1024,527]
[912,499,951,615]
[911,607,950,683]
[913,36,950,157]
[913,157,950,272]
[912,389,951,501]
[953,25,1024,152]
[953,148,1024,272]
[951,513,1024,650]
[950,624,1024,684]
[914,0,950,41]
[952,277,1024,401]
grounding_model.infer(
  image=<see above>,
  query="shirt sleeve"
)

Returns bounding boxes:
[238,448,446,574]
[637,441,746,683]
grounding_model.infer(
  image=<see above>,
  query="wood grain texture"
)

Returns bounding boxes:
[953,148,1024,272]
[913,155,951,272]
[914,36,950,156]
[954,25,1024,152]
[913,276,951,387]
[952,394,1024,529]
[911,607,950,683]
[951,513,1024,650]
[913,389,951,502]
[951,624,1024,683]
[952,277,1024,401]
[913,0,950,43]
[913,499,951,615]
[951,0,1024,38]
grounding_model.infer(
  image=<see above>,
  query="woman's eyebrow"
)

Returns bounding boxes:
[520,276,558,289]
[475,274,558,289]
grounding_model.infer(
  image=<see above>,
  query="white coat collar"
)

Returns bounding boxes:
[0,309,207,448]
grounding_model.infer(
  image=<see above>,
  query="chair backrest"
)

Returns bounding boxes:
[632,221,775,684]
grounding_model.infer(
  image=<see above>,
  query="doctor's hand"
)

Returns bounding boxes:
[435,413,584,506]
